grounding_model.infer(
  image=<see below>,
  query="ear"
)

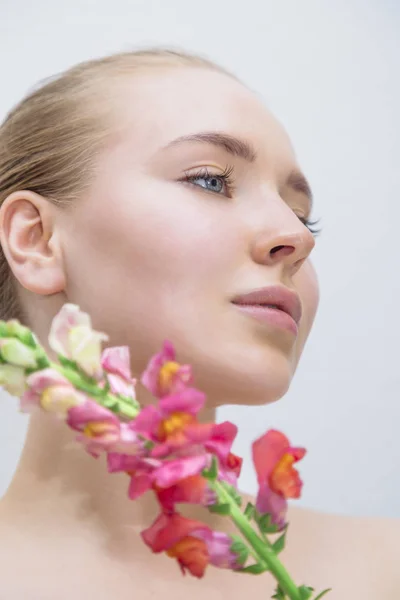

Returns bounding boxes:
[0,190,66,296]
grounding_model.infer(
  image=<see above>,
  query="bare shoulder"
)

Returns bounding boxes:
[284,505,400,598]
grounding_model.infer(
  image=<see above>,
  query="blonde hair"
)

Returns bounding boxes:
[0,48,231,323]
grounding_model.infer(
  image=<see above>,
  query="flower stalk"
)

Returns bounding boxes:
[0,304,331,600]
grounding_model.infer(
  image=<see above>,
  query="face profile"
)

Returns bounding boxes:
[39,67,319,409]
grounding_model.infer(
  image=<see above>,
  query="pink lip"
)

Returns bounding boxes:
[231,286,302,335]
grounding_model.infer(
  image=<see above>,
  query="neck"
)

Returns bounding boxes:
[5,294,230,560]
[3,399,221,558]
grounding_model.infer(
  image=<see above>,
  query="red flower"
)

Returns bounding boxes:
[133,388,238,464]
[219,451,243,486]
[141,512,240,578]
[252,429,306,529]
[155,474,216,512]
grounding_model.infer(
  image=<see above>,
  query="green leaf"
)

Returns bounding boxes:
[230,538,249,565]
[202,456,219,480]
[257,512,280,534]
[6,321,37,347]
[230,539,246,553]
[313,589,332,600]
[271,584,286,599]
[244,502,255,520]
[209,456,218,479]
[208,503,231,515]
[220,480,242,506]
[0,321,8,337]
[272,530,287,554]
[239,563,267,574]
[36,355,50,370]
[298,585,314,600]
[58,355,78,370]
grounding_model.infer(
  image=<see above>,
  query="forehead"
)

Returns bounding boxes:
[110,67,296,165]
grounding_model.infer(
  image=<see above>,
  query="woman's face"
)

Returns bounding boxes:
[58,67,319,406]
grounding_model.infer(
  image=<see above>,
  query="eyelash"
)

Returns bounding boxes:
[180,166,321,236]
[298,216,322,237]
[181,165,236,197]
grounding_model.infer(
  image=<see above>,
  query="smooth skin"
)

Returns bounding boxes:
[0,67,398,599]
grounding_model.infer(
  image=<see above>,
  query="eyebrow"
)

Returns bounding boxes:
[164,131,257,163]
[286,170,314,207]
[164,130,313,206]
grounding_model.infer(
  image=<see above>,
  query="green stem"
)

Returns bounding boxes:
[52,363,139,420]
[215,481,301,600]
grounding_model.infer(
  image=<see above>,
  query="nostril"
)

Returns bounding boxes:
[270,245,284,255]
[270,245,295,257]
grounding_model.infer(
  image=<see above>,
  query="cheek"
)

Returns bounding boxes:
[62,177,241,307]
[295,259,319,349]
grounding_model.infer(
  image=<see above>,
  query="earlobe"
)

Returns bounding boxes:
[0,190,66,296]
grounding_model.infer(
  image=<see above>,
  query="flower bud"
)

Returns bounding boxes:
[6,320,37,348]
[0,338,37,368]
[0,364,27,396]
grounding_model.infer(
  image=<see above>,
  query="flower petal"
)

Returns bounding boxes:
[68,325,107,378]
[156,475,215,511]
[194,530,240,569]
[140,341,176,396]
[153,454,209,488]
[204,421,238,462]
[21,369,84,415]
[48,304,108,378]
[159,387,205,417]
[218,452,243,487]
[128,472,154,500]
[255,482,288,530]
[270,451,305,498]
[67,398,119,432]
[48,304,92,356]
[141,512,209,553]
[106,373,136,398]
[141,341,193,398]
[252,429,289,484]
[101,346,132,380]
[0,364,26,397]
[132,405,162,438]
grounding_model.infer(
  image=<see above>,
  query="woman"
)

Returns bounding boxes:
[0,49,397,599]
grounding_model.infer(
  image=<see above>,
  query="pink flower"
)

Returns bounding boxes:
[101,346,137,399]
[49,304,108,378]
[107,452,212,510]
[108,452,157,498]
[67,400,143,457]
[132,386,204,451]
[133,387,237,464]
[155,474,216,512]
[141,341,192,398]
[141,512,240,578]
[21,368,86,416]
[218,451,243,487]
[194,529,241,570]
[252,429,306,530]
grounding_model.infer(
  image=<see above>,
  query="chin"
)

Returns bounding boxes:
[191,343,295,408]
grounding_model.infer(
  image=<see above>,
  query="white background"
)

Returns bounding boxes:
[0,0,399,517]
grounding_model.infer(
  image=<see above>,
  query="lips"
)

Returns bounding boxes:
[231,286,302,325]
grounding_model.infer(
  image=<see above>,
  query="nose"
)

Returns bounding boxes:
[250,222,315,276]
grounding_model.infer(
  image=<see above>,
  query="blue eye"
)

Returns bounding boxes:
[181,166,235,197]
[193,174,225,193]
